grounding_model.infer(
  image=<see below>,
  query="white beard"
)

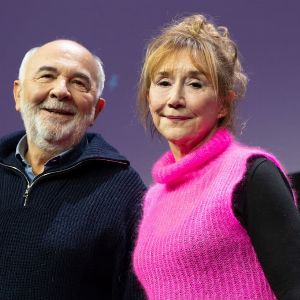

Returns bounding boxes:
[19,97,95,154]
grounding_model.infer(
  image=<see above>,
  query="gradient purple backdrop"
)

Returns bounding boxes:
[1,0,299,184]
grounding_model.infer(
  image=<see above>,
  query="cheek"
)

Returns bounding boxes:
[148,103,161,129]
[22,87,48,104]
[75,96,96,114]
[192,97,220,117]
[148,99,156,113]
[148,90,165,112]
[148,103,157,120]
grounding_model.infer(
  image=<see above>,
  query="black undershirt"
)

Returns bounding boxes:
[233,157,300,300]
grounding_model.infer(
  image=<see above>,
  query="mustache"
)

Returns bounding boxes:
[38,99,77,114]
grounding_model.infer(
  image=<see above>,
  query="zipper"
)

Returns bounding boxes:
[0,162,31,206]
[23,183,31,207]
[0,158,127,207]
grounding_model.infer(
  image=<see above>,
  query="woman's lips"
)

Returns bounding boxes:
[164,115,192,120]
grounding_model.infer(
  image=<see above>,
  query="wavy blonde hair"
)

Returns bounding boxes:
[137,14,248,134]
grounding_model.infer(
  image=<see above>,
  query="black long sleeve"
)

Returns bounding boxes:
[233,158,300,299]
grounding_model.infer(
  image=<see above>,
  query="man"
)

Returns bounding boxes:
[0,39,146,299]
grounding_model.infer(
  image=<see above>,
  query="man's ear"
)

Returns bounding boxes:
[93,98,106,121]
[13,80,21,112]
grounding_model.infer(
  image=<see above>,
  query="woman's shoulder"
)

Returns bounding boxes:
[227,139,287,173]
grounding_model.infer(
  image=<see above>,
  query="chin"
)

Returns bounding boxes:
[163,131,193,142]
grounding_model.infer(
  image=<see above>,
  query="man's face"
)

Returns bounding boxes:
[14,40,104,151]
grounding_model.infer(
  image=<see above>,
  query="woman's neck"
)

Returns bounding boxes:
[168,127,219,161]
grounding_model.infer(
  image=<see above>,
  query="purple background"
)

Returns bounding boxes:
[1,0,299,184]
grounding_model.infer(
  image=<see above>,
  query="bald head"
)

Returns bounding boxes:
[18,39,105,98]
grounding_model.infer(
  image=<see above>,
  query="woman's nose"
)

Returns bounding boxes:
[167,85,185,108]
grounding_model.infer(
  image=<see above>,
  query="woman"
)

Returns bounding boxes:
[133,14,300,299]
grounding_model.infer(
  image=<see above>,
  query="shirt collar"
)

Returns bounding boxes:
[15,134,29,166]
[15,134,87,169]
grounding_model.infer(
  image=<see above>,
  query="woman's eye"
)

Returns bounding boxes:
[190,81,203,89]
[157,80,171,87]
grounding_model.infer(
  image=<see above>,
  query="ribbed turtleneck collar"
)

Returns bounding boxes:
[152,128,232,184]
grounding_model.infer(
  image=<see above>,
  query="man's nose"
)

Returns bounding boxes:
[49,79,71,101]
[167,85,185,108]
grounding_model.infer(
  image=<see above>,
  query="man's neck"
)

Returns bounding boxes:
[25,140,67,175]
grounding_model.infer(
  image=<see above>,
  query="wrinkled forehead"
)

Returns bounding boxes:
[26,42,98,80]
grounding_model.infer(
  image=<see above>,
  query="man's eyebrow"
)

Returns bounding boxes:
[36,66,58,73]
[72,72,91,83]
[35,67,91,83]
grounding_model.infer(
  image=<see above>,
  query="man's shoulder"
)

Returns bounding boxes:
[83,132,146,188]
[0,130,25,142]
[0,130,25,158]
[84,132,129,163]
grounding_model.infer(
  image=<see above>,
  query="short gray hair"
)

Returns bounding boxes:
[93,55,105,98]
[18,45,105,98]
[18,47,38,84]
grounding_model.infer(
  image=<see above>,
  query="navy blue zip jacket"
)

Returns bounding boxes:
[0,131,146,300]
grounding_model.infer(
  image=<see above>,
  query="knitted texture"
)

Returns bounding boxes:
[0,131,146,300]
[133,128,280,300]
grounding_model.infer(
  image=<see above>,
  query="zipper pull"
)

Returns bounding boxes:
[23,185,30,207]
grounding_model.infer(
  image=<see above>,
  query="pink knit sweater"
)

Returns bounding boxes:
[133,128,280,300]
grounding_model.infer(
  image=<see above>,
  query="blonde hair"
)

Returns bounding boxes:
[137,14,248,134]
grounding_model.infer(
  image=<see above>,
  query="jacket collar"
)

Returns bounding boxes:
[0,131,129,168]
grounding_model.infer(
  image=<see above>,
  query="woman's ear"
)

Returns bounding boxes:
[218,90,236,119]
[218,105,228,119]
[227,90,237,100]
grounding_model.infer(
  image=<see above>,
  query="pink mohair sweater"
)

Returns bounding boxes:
[133,128,281,300]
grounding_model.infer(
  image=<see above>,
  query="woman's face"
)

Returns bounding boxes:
[148,50,225,157]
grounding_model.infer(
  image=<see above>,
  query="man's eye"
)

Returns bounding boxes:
[73,80,85,86]
[72,80,88,91]
[40,74,54,79]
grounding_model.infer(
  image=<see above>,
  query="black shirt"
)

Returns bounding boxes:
[234,158,300,300]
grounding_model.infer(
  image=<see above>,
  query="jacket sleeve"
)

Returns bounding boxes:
[112,169,147,300]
